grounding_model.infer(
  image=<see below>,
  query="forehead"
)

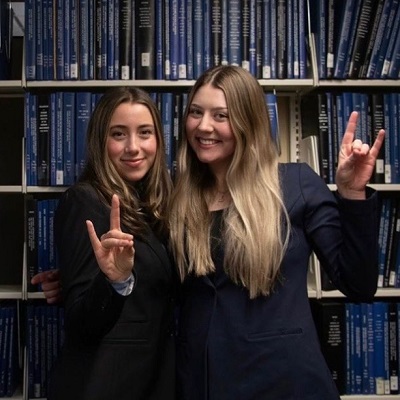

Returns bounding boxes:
[110,102,154,124]
[192,84,227,108]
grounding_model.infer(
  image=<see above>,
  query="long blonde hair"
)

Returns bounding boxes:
[80,87,172,239]
[169,65,290,298]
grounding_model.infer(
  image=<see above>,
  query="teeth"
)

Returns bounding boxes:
[199,138,216,144]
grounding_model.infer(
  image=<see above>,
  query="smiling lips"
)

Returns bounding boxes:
[198,138,219,145]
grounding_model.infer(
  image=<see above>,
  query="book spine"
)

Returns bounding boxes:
[186,0,194,78]
[262,0,271,78]
[168,0,179,80]
[25,0,36,80]
[37,94,50,186]
[155,0,164,79]
[227,0,241,67]
[107,0,115,79]
[193,0,204,77]
[276,0,287,78]
[211,0,222,68]
[178,0,187,78]
[63,92,76,185]
[119,0,132,80]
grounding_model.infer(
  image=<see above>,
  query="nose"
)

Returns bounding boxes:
[125,135,139,153]
[197,113,214,133]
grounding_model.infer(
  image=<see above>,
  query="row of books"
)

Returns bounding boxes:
[26,303,64,399]
[300,91,400,185]
[312,300,400,396]
[25,90,279,186]
[0,301,19,398]
[310,0,400,80]
[24,0,308,81]
[26,197,60,293]
[378,197,400,289]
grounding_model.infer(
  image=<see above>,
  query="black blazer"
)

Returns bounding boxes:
[48,183,176,400]
[176,163,379,400]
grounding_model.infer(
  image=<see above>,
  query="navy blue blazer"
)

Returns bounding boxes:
[176,163,379,400]
[48,183,176,400]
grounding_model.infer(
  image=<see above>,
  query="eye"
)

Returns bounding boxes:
[109,130,125,139]
[188,107,202,117]
[214,112,228,121]
[139,128,155,136]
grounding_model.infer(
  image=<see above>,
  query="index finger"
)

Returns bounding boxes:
[341,111,359,147]
[110,194,121,231]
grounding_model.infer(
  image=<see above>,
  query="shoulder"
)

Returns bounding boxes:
[278,162,333,210]
[61,182,99,203]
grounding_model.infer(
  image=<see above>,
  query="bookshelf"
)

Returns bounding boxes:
[0,0,399,399]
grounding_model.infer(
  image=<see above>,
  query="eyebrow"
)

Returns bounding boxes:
[109,123,154,129]
[190,103,228,112]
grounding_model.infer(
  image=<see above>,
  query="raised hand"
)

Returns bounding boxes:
[335,111,385,199]
[31,269,62,304]
[86,194,135,282]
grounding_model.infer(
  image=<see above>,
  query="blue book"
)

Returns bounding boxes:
[161,93,173,173]
[366,0,394,78]
[5,303,18,397]
[25,0,36,80]
[387,27,400,79]
[155,0,164,79]
[384,93,392,183]
[49,93,57,185]
[380,2,400,78]
[100,0,108,79]
[249,0,257,75]
[378,198,391,287]
[35,0,44,80]
[374,0,400,78]
[388,302,399,393]
[63,0,71,79]
[42,0,49,80]
[55,92,64,185]
[227,0,241,67]
[389,92,400,183]
[285,0,294,79]
[270,0,277,78]
[79,0,90,80]
[168,0,179,80]
[193,0,204,77]
[203,0,211,71]
[48,199,57,271]
[178,0,187,79]
[55,0,64,80]
[75,92,92,180]
[0,305,10,396]
[262,0,272,78]
[333,0,359,79]
[63,92,76,185]
[265,93,280,155]
[221,0,228,66]
[25,93,32,186]
[186,0,194,78]
[298,0,307,78]
[107,0,115,79]
[163,0,171,80]
[342,0,363,79]
[88,0,95,79]
[373,302,388,394]
[240,0,249,71]
[276,0,287,78]
[113,0,120,80]
[345,303,353,393]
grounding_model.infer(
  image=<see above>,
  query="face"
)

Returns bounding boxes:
[186,84,236,173]
[107,102,157,182]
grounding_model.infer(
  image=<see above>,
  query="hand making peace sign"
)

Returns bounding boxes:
[86,194,135,282]
[335,111,385,200]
